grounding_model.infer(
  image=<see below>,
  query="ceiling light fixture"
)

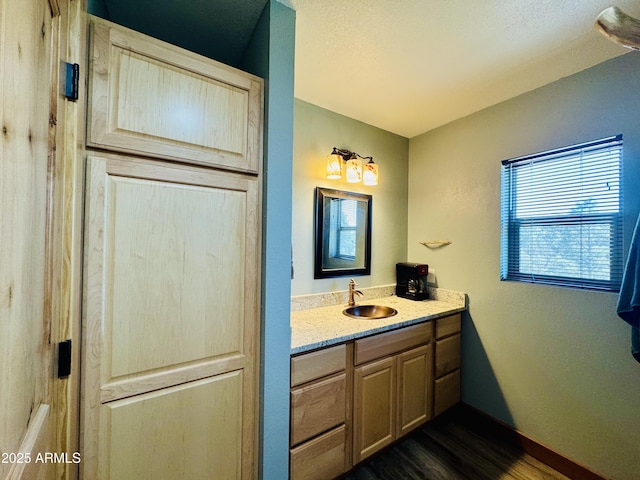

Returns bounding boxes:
[326,147,378,186]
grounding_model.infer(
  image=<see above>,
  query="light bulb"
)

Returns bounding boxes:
[363,160,378,186]
[345,157,362,183]
[326,153,342,179]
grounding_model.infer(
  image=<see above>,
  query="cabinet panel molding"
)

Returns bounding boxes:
[104,176,246,379]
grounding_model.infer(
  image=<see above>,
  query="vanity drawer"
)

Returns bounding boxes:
[435,333,461,377]
[291,344,346,387]
[435,313,461,339]
[291,372,347,446]
[355,322,431,366]
[434,369,461,416]
[290,425,347,480]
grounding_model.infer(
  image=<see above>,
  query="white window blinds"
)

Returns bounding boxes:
[500,135,623,291]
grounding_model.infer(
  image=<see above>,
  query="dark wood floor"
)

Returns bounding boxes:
[344,410,571,480]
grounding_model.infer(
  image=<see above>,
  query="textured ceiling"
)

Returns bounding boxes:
[95,0,639,139]
[290,0,640,138]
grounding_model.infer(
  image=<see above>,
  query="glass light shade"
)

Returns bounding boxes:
[346,157,362,183]
[363,160,378,186]
[326,154,342,179]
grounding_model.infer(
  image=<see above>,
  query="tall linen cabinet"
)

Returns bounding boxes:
[80,17,263,479]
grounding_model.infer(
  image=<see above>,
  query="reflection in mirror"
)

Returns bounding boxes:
[315,187,371,278]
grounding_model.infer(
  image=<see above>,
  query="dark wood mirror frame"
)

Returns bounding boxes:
[314,187,372,279]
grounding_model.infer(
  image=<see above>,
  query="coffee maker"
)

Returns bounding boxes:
[396,262,429,301]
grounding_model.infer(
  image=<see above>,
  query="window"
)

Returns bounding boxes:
[329,198,357,260]
[500,135,623,291]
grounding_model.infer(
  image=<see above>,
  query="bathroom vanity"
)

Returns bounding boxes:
[290,289,465,479]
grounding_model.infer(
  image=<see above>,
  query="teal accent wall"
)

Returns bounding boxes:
[86,1,294,477]
[408,53,640,480]
[243,2,295,479]
[87,0,109,17]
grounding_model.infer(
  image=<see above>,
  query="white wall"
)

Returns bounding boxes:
[291,99,409,295]
[408,53,640,480]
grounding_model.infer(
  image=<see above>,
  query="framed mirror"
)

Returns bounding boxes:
[314,187,372,279]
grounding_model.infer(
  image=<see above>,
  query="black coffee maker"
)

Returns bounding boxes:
[396,262,429,300]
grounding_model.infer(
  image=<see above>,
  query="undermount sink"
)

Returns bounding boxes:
[342,305,398,319]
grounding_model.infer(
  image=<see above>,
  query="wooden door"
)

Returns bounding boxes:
[0,0,73,478]
[353,356,396,464]
[81,154,260,479]
[397,345,432,437]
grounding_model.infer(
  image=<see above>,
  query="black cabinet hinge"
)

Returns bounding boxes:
[57,339,72,378]
[64,62,79,101]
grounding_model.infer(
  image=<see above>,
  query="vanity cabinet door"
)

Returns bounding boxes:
[434,370,461,417]
[397,344,432,437]
[435,333,461,378]
[353,356,396,464]
[352,323,436,464]
[87,17,263,174]
[353,343,433,464]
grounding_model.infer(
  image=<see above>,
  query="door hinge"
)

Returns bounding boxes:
[57,339,72,378]
[63,62,79,101]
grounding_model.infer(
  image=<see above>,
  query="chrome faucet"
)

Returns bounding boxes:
[348,279,364,306]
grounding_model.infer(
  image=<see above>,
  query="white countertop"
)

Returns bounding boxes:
[291,290,466,354]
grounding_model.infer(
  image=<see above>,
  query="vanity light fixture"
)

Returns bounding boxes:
[326,147,378,186]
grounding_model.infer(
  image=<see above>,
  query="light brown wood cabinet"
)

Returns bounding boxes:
[290,344,351,480]
[291,373,347,446]
[434,314,462,416]
[353,323,432,463]
[397,344,433,436]
[87,16,263,174]
[0,1,81,478]
[82,17,262,480]
[290,313,462,478]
